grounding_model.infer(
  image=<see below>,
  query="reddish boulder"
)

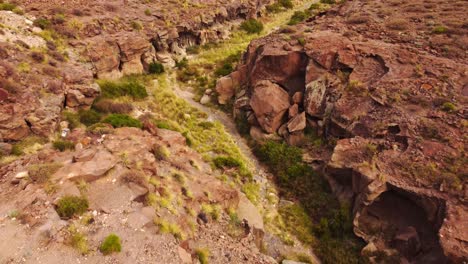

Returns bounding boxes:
[250,80,290,133]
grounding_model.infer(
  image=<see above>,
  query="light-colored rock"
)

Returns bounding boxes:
[237,193,264,247]
[304,78,327,117]
[200,94,211,105]
[15,171,29,179]
[178,246,192,264]
[216,76,235,104]
[53,149,117,182]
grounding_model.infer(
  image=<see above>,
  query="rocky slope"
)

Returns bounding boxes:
[0,0,273,143]
[0,126,272,263]
[220,0,467,263]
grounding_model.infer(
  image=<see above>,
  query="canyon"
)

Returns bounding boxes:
[0,0,467,263]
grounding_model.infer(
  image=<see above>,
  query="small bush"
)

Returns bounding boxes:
[28,163,62,183]
[92,99,133,114]
[152,144,170,160]
[98,79,148,99]
[0,2,16,11]
[102,114,142,128]
[432,26,448,34]
[175,58,189,69]
[78,109,101,126]
[386,18,408,30]
[148,62,165,74]
[441,102,457,112]
[289,11,308,25]
[266,3,282,13]
[186,45,200,54]
[214,63,234,77]
[196,248,210,264]
[34,18,51,29]
[240,19,264,34]
[31,51,45,62]
[69,225,89,254]
[155,218,184,240]
[279,0,294,9]
[320,0,335,4]
[56,196,89,218]
[144,8,151,16]
[213,156,242,169]
[86,123,114,135]
[131,21,143,31]
[100,234,122,255]
[53,140,75,152]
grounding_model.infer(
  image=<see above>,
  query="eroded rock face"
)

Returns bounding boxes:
[230,1,467,261]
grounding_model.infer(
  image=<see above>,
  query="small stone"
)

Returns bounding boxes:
[200,94,211,105]
[15,171,29,179]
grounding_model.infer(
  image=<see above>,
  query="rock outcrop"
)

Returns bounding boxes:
[228,0,468,262]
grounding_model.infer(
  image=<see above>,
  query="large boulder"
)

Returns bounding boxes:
[250,80,290,133]
[117,34,152,75]
[87,37,121,79]
[304,77,327,117]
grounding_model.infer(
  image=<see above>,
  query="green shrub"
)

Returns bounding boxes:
[266,3,282,13]
[289,11,309,25]
[175,58,189,69]
[432,26,448,34]
[78,109,101,126]
[56,196,89,218]
[309,3,321,9]
[215,63,234,77]
[98,79,148,99]
[148,62,165,74]
[320,0,336,4]
[441,102,457,112]
[69,225,89,254]
[0,2,16,11]
[131,21,143,31]
[196,248,210,264]
[155,120,178,131]
[240,19,264,34]
[99,234,122,255]
[213,156,242,169]
[186,45,201,54]
[53,140,75,152]
[279,0,294,9]
[152,144,170,160]
[28,163,62,183]
[62,111,81,129]
[87,123,114,135]
[34,18,51,29]
[92,99,133,114]
[102,114,142,128]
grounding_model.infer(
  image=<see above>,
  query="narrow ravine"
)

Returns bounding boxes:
[156,2,323,262]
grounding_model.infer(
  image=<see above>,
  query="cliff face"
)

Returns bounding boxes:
[223,1,467,262]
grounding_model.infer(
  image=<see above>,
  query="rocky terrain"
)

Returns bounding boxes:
[1,0,467,263]
[218,0,467,263]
